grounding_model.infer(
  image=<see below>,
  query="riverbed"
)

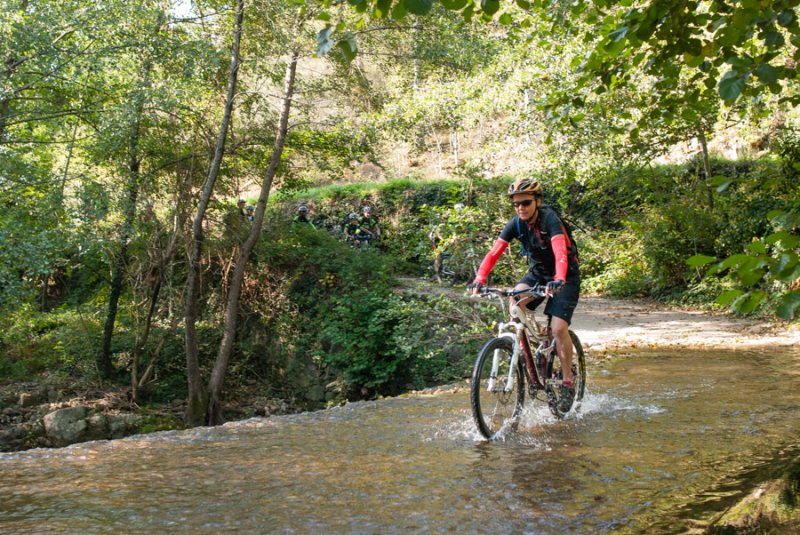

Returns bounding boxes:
[2,347,798,534]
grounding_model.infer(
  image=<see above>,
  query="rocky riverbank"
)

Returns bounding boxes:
[0,383,299,452]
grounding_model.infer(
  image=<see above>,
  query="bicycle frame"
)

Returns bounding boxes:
[485,290,550,394]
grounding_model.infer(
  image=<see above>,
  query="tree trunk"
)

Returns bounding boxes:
[132,161,194,401]
[99,90,148,379]
[206,50,300,426]
[698,126,713,210]
[0,97,8,142]
[184,0,245,426]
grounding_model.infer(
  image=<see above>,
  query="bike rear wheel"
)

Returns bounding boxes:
[471,337,525,439]
[545,330,586,419]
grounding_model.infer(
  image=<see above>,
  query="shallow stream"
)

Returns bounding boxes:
[2,348,799,533]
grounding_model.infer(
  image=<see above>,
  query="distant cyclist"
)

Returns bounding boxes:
[469,178,580,413]
[344,212,369,247]
[359,206,380,241]
[293,204,316,229]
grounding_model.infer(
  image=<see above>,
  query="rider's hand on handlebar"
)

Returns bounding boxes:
[468,282,484,296]
[546,279,564,296]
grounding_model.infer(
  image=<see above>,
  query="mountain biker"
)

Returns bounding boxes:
[293,204,316,228]
[469,178,580,413]
[344,212,367,247]
[359,206,380,241]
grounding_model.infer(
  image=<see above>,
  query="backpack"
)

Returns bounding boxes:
[517,205,578,261]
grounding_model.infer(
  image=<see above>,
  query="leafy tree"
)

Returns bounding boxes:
[333,0,800,318]
[689,210,800,319]
[568,0,800,106]
[184,0,246,426]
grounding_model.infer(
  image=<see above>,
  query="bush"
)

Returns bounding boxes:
[580,229,650,297]
[252,221,407,400]
[639,203,721,294]
[0,305,102,381]
[388,292,503,388]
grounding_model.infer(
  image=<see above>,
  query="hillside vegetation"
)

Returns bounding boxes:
[2,161,798,418]
[1,0,799,426]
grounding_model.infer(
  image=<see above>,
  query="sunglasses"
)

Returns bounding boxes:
[511,199,535,208]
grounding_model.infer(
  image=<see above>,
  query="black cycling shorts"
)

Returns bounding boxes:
[518,272,580,325]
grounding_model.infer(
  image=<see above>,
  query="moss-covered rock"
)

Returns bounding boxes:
[708,456,800,534]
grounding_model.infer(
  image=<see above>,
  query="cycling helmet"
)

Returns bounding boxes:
[507,178,542,197]
[298,204,308,213]
[348,212,358,219]
[246,204,254,210]
[362,206,372,214]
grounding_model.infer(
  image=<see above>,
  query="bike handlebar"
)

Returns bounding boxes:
[476,284,548,298]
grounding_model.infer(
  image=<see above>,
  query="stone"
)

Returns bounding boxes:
[86,414,110,441]
[108,413,142,439]
[43,406,88,447]
[18,387,48,407]
[0,421,45,452]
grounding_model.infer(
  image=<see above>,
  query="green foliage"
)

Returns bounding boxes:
[388,292,502,387]
[579,229,650,297]
[0,306,102,381]
[253,221,410,398]
[690,210,800,318]
[563,0,800,106]
[137,412,186,434]
[320,291,409,390]
[772,127,800,183]
[639,203,721,293]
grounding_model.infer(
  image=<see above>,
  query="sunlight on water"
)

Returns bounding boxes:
[1,348,799,534]
[578,390,667,418]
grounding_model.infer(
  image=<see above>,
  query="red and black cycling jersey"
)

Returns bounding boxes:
[499,206,580,279]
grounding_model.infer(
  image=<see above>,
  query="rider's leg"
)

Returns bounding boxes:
[510,282,530,310]
[551,316,573,383]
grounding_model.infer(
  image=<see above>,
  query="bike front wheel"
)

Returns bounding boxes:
[471,337,525,439]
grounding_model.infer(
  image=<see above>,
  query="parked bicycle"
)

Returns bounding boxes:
[435,246,480,285]
[470,284,586,440]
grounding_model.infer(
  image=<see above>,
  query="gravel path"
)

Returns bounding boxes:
[572,295,800,353]
[396,277,800,353]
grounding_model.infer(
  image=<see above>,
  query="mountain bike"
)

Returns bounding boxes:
[435,246,479,285]
[470,285,586,440]
[346,230,377,251]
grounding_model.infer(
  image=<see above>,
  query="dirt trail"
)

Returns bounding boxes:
[571,295,800,353]
[396,277,800,353]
